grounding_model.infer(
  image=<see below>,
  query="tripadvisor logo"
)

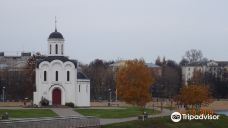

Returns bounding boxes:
[171,111,220,122]
[171,112,182,122]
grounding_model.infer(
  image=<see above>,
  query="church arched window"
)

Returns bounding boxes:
[67,71,70,81]
[50,45,52,54]
[56,71,58,81]
[44,71,47,81]
[55,44,58,54]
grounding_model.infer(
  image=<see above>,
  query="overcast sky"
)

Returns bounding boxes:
[0,0,228,64]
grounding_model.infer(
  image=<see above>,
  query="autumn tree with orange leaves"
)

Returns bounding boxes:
[116,59,154,109]
[176,85,211,109]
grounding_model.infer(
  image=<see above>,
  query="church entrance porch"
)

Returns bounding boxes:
[52,88,61,105]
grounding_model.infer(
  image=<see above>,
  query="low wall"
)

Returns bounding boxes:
[91,100,228,111]
[0,116,100,128]
[202,100,228,110]
[91,101,176,108]
[0,102,24,107]
[91,101,131,107]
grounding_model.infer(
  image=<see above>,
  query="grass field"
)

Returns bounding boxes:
[102,115,228,128]
[75,107,160,118]
[0,109,57,118]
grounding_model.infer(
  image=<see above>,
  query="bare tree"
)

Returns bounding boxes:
[152,59,181,98]
[24,52,45,98]
[179,58,189,66]
[184,49,203,63]
[81,59,115,101]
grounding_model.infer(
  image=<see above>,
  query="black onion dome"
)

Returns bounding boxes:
[48,29,64,39]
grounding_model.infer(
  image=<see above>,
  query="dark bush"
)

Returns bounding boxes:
[65,102,75,108]
[1,112,9,120]
[40,97,49,106]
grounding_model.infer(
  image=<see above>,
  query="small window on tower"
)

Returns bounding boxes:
[55,44,58,54]
[79,85,81,92]
[67,71,70,81]
[61,44,63,55]
[50,45,52,54]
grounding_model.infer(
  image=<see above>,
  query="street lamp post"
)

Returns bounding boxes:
[2,86,5,102]
[108,88,111,106]
[115,89,118,102]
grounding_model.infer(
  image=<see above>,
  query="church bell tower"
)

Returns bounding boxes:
[48,18,64,56]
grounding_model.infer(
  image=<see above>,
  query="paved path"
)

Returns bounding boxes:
[100,108,174,125]
[51,108,83,117]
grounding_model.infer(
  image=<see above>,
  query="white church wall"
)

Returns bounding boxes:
[76,80,90,107]
[33,68,42,105]
[34,60,81,106]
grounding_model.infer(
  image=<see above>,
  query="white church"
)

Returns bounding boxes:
[33,25,90,107]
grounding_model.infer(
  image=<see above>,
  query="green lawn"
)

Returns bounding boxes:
[102,115,228,128]
[75,107,160,118]
[0,109,57,118]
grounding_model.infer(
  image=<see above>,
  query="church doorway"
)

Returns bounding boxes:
[52,88,61,105]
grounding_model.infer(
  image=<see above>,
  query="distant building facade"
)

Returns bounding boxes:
[182,60,228,85]
[0,52,31,70]
[0,52,31,100]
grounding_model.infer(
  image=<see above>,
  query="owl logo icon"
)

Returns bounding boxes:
[171,112,182,122]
